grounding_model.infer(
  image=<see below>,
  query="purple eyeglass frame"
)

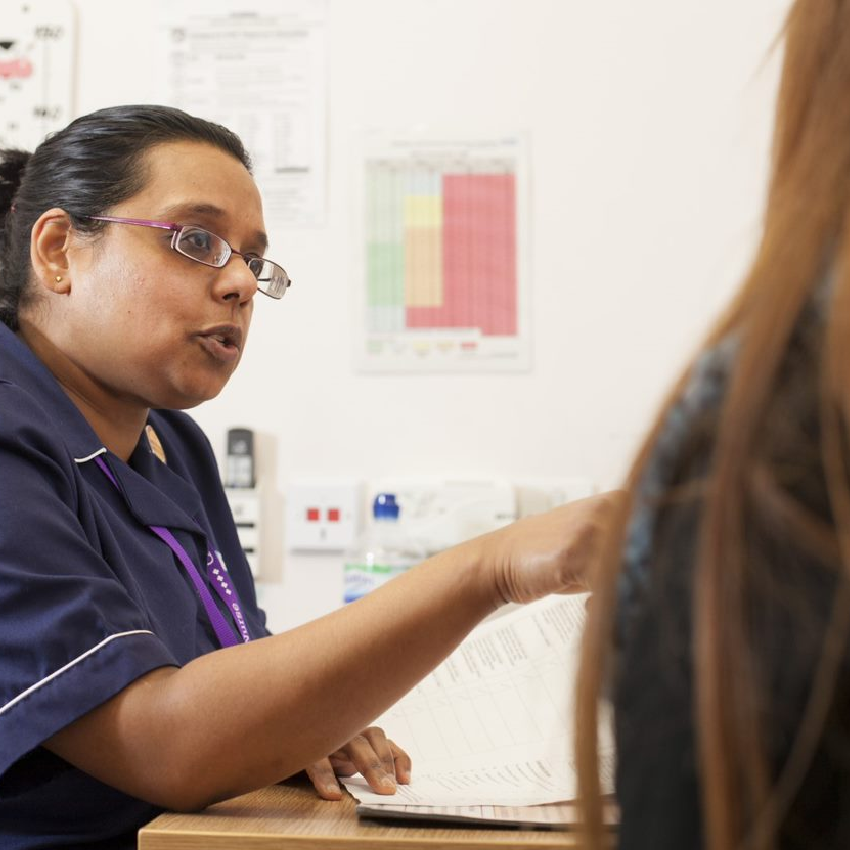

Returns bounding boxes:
[78,214,291,299]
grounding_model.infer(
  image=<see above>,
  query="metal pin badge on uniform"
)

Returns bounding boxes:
[145,425,167,464]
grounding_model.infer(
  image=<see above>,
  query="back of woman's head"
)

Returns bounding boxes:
[577,2,850,849]
[0,104,252,330]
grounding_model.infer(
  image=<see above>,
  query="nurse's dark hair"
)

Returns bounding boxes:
[0,104,252,330]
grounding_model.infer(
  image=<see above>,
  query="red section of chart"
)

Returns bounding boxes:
[406,174,517,336]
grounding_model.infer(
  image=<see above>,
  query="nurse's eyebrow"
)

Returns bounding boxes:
[160,202,269,253]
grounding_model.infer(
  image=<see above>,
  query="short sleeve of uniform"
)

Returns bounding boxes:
[0,382,178,777]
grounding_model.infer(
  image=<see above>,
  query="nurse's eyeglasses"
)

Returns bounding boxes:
[78,215,291,300]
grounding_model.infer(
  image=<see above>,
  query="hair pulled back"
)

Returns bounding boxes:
[0,104,252,330]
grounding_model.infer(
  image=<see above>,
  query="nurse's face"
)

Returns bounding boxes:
[60,140,265,411]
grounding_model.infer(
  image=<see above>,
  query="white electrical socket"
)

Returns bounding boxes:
[371,477,516,554]
[514,477,597,517]
[285,480,363,551]
[225,487,261,577]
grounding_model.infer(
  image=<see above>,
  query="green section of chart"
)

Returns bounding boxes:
[366,243,405,306]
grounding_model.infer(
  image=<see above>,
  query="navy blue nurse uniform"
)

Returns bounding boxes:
[0,322,270,849]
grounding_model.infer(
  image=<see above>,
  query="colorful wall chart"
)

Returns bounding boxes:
[358,137,529,372]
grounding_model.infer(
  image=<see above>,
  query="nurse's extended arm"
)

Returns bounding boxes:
[44,492,616,813]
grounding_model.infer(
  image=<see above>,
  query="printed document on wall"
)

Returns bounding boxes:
[155,0,327,226]
[0,1,75,150]
[355,134,531,373]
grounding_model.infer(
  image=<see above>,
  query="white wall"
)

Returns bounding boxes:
[64,0,790,626]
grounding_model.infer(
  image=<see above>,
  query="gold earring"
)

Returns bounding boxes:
[55,275,63,283]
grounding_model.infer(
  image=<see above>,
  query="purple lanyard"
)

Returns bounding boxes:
[95,455,251,649]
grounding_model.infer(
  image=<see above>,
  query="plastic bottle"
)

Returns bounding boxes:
[343,493,424,604]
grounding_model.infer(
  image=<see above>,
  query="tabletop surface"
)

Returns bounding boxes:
[138,778,589,849]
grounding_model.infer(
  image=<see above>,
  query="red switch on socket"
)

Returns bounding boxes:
[327,508,341,523]
[306,507,320,522]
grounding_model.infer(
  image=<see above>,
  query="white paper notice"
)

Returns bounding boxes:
[341,594,615,807]
[156,0,327,226]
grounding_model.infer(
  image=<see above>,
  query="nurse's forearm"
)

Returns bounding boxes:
[45,493,612,811]
[48,534,498,811]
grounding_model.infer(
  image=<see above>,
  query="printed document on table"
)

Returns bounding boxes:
[341,593,615,807]
[354,799,619,829]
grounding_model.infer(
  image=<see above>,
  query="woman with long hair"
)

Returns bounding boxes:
[577,1,850,847]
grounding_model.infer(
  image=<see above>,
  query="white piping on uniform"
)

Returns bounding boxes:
[73,448,107,464]
[0,629,155,717]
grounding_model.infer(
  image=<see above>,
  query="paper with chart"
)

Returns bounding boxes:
[341,593,615,808]
[0,0,75,150]
[356,134,530,373]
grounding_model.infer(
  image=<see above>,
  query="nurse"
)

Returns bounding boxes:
[0,105,615,849]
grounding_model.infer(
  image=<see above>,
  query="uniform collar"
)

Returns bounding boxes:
[0,324,205,535]
[0,323,107,463]
[102,444,207,535]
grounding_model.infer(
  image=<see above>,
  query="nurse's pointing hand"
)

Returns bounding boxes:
[304,726,411,800]
[474,490,624,606]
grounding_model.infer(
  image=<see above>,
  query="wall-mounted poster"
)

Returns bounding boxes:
[355,134,531,373]
[0,1,75,150]
[156,0,327,228]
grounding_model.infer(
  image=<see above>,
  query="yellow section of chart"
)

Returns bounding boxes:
[404,195,442,227]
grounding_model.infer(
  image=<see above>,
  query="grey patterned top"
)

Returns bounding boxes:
[616,335,737,643]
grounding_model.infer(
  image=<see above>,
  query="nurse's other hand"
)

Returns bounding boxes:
[304,726,411,800]
[475,490,624,606]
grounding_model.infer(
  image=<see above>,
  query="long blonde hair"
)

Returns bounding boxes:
[576,2,850,848]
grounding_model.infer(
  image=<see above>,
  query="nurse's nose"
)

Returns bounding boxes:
[214,253,259,304]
